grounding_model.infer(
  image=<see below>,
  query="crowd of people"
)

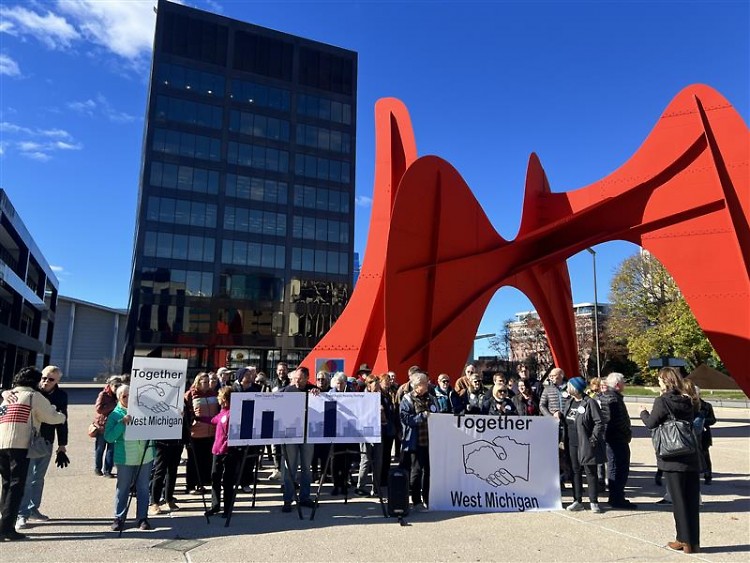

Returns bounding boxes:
[0,361,715,552]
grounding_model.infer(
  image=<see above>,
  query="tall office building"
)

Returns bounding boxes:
[0,189,58,388]
[124,0,356,374]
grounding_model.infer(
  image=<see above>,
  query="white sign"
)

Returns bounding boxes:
[307,392,381,444]
[227,392,306,446]
[428,414,562,513]
[126,357,188,440]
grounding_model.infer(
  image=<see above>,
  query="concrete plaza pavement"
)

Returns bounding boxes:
[2,393,748,562]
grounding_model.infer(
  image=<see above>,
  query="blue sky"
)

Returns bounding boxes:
[1,0,748,358]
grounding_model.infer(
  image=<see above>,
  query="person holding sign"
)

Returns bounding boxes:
[203,387,238,518]
[355,375,385,496]
[279,367,320,512]
[184,373,219,494]
[104,385,155,531]
[399,371,438,511]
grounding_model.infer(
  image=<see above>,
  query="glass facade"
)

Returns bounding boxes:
[124,0,356,375]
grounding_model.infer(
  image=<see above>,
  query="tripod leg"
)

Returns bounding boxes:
[252,451,260,508]
[224,446,250,528]
[310,444,334,521]
[188,439,210,524]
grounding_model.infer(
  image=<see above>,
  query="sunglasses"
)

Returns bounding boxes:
[41,377,57,382]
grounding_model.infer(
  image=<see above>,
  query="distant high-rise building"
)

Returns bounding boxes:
[124,0,357,375]
[0,189,58,387]
[352,252,361,286]
[507,303,610,378]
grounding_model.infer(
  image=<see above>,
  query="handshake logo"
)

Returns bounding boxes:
[136,382,181,414]
[462,436,530,487]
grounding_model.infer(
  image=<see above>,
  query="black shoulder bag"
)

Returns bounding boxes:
[651,398,698,458]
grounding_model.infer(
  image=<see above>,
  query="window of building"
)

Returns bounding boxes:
[293,154,350,184]
[221,239,285,269]
[229,110,290,141]
[155,95,223,129]
[147,196,217,228]
[295,123,350,154]
[233,31,293,82]
[219,273,284,301]
[229,79,291,112]
[292,215,348,244]
[143,231,215,262]
[156,62,225,97]
[291,246,349,275]
[227,141,289,173]
[224,206,286,237]
[150,161,220,194]
[298,93,352,125]
[140,267,214,297]
[161,10,228,66]
[298,48,354,95]
[152,128,221,162]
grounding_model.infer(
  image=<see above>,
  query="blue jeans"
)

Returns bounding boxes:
[18,452,53,518]
[95,434,114,474]
[114,461,153,522]
[282,444,313,502]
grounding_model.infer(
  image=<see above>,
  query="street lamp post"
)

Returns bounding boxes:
[586,247,601,378]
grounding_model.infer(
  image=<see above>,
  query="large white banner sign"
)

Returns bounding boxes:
[126,357,188,440]
[428,414,562,512]
[227,392,306,446]
[307,393,381,444]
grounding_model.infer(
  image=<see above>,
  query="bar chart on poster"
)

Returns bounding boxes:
[228,392,306,446]
[307,393,381,444]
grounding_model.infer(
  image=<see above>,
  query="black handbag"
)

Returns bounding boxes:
[651,399,698,458]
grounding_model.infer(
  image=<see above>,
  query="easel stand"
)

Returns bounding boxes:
[310,443,387,520]
[119,440,150,537]
[223,446,261,527]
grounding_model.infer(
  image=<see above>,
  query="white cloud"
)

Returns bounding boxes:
[56,0,157,61]
[67,99,97,115]
[2,120,81,161]
[38,128,72,140]
[50,265,64,272]
[53,141,82,150]
[23,151,51,162]
[66,94,137,123]
[355,195,373,207]
[0,121,32,135]
[0,5,79,49]
[0,53,21,76]
[204,0,223,14]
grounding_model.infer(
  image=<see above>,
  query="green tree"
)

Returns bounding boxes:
[608,251,720,379]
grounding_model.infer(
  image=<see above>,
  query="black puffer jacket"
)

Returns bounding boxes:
[640,390,702,472]
[599,390,631,444]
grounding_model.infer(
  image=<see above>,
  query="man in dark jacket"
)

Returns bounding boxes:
[696,392,716,484]
[600,372,636,509]
[279,367,319,512]
[16,366,68,530]
[434,374,462,414]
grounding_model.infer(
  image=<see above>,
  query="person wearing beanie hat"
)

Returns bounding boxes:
[562,376,606,514]
[568,377,587,394]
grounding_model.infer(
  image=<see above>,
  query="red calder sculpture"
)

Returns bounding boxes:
[301,85,750,396]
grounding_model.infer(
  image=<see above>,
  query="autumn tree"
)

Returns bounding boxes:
[608,251,721,379]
